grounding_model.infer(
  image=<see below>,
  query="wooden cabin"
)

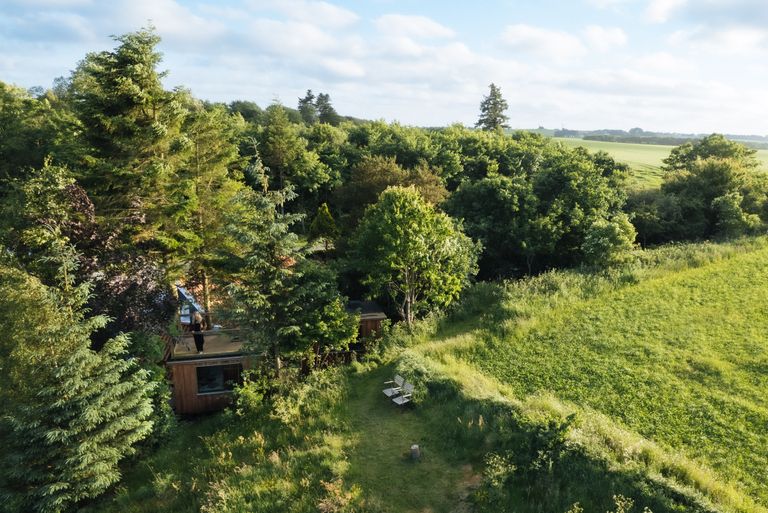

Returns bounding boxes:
[164,328,251,415]
[347,300,387,338]
[165,286,252,415]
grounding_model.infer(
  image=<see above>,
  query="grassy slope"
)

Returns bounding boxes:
[455,246,768,503]
[88,240,768,513]
[553,137,768,189]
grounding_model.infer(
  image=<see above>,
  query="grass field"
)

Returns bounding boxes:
[553,137,768,189]
[428,238,768,508]
[87,238,768,513]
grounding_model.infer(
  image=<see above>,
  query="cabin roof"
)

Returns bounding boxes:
[346,300,387,321]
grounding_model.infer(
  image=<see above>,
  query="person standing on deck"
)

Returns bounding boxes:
[192,311,206,353]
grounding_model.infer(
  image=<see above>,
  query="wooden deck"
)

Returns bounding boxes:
[171,329,244,360]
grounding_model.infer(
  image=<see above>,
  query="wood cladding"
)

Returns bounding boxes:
[167,355,250,415]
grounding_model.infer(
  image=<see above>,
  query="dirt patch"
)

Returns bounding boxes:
[451,464,482,513]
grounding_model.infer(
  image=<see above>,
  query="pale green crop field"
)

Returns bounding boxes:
[553,137,768,189]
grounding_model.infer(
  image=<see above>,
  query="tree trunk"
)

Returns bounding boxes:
[273,344,282,379]
[201,269,212,327]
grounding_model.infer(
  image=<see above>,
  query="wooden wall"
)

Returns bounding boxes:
[360,318,382,338]
[167,355,250,415]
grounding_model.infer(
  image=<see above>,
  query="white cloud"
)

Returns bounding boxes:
[253,0,359,29]
[113,0,226,46]
[584,25,627,52]
[319,57,366,78]
[646,0,688,23]
[668,25,768,57]
[634,51,695,73]
[374,14,455,39]
[247,19,339,57]
[501,24,586,62]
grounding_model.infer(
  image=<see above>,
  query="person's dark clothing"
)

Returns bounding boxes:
[193,321,205,352]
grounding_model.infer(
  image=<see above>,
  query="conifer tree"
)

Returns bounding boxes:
[475,83,509,131]
[316,93,341,126]
[68,27,189,235]
[0,251,154,513]
[308,202,339,250]
[297,89,318,125]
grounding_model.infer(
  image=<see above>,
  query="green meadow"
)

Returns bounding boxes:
[553,137,768,189]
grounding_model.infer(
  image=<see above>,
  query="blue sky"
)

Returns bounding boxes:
[2,0,768,133]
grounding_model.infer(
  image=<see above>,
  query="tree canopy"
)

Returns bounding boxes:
[350,186,479,325]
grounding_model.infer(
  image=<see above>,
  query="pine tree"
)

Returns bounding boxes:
[0,254,154,513]
[308,202,339,250]
[68,27,189,232]
[297,89,318,125]
[315,93,341,126]
[475,83,509,131]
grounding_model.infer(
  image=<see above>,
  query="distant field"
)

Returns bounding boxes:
[553,137,768,189]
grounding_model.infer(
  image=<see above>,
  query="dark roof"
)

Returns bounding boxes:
[347,300,387,321]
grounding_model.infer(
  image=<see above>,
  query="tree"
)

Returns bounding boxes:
[445,175,537,277]
[151,103,247,322]
[316,92,341,126]
[297,89,318,125]
[334,155,447,232]
[661,157,767,239]
[0,260,154,513]
[68,27,189,220]
[350,186,479,325]
[475,83,509,131]
[662,134,759,172]
[581,213,637,268]
[226,185,357,377]
[260,104,336,203]
[309,203,340,250]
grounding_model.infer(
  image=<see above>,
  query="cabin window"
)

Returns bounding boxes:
[196,364,243,394]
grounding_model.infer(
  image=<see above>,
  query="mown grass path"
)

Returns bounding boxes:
[344,365,473,513]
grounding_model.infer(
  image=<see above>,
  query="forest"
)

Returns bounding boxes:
[2,28,768,513]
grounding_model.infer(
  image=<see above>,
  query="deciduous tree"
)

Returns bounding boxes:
[350,186,479,325]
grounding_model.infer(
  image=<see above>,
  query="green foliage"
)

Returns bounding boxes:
[316,92,341,126]
[0,264,154,513]
[70,27,189,220]
[309,203,340,247]
[663,134,759,172]
[446,144,629,276]
[350,186,479,324]
[476,83,509,131]
[297,89,318,125]
[259,103,337,215]
[581,214,637,268]
[227,187,357,374]
[0,82,83,184]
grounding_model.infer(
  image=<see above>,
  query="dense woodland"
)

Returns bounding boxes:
[2,28,768,513]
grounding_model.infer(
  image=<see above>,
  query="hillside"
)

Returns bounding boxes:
[87,238,768,513]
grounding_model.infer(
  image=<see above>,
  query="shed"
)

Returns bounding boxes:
[347,300,387,338]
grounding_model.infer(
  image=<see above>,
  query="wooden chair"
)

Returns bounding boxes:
[392,382,414,406]
[383,374,405,398]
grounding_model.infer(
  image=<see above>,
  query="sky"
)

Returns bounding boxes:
[2,0,768,134]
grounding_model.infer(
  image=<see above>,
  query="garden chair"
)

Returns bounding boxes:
[383,374,405,397]
[392,382,414,406]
